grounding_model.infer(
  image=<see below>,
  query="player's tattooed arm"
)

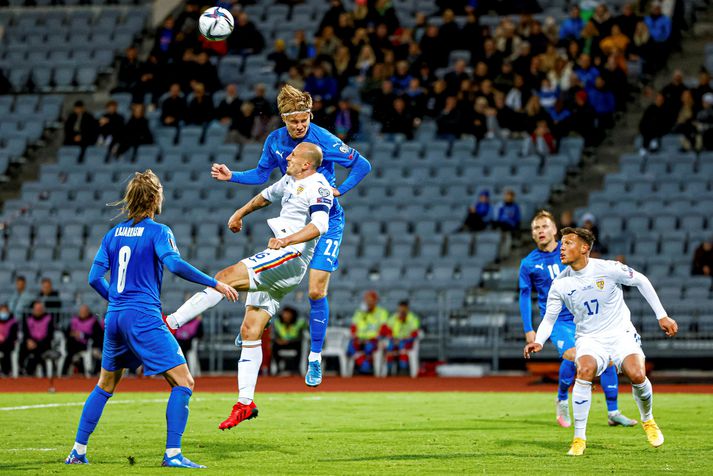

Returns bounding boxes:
[228,194,271,233]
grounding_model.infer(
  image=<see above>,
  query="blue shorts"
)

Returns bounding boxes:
[102,309,185,376]
[309,210,345,273]
[549,319,576,359]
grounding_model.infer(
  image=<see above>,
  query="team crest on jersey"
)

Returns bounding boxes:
[596,279,605,290]
[296,185,304,194]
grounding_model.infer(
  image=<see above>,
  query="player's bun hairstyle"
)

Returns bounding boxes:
[560,227,595,249]
[277,84,313,116]
[112,170,163,223]
[531,210,557,228]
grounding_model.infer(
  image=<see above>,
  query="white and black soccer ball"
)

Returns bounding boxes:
[199,6,234,41]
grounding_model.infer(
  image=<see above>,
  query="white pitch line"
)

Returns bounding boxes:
[0,396,237,412]
[2,448,57,452]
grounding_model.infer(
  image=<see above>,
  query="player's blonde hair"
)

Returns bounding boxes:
[277,84,313,116]
[112,170,162,223]
[531,210,557,228]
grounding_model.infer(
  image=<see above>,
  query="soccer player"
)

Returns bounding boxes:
[524,227,678,456]
[64,170,239,468]
[520,211,636,427]
[165,142,333,430]
[202,84,371,387]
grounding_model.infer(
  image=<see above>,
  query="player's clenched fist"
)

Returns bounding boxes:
[228,213,243,233]
[211,163,232,181]
[268,237,288,249]
[523,342,542,359]
[658,317,678,337]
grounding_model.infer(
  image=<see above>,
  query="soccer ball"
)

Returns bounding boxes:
[199,7,234,41]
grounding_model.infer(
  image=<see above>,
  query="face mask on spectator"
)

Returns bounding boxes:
[0,312,9,321]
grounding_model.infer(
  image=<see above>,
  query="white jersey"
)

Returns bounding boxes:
[535,259,668,345]
[260,171,333,262]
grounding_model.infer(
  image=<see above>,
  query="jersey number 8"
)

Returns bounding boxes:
[117,245,132,293]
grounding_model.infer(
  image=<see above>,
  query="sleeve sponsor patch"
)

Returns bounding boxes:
[316,197,332,205]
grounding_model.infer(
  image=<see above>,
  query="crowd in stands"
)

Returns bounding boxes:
[639,68,713,154]
[71,0,680,160]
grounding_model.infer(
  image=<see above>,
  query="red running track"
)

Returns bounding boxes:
[1,376,712,393]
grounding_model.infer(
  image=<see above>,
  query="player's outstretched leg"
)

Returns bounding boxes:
[622,354,663,447]
[65,370,121,464]
[161,364,206,468]
[556,359,575,428]
[601,365,637,427]
[568,355,596,456]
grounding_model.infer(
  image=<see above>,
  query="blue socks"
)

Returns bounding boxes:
[601,365,620,412]
[76,386,112,445]
[558,360,576,401]
[308,297,329,353]
[166,386,192,450]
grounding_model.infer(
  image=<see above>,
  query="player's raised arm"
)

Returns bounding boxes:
[227,177,285,233]
[518,261,535,342]
[609,261,678,337]
[524,285,563,358]
[220,139,278,185]
[322,138,371,197]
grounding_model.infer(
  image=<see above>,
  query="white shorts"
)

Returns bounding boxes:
[575,325,645,376]
[240,247,308,317]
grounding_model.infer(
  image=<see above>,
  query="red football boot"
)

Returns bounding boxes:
[219,402,258,430]
[162,313,177,336]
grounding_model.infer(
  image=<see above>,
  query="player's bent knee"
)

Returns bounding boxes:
[308,289,327,301]
[562,348,576,361]
[627,368,646,385]
[240,322,261,341]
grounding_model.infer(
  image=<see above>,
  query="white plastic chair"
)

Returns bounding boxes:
[321,327,351,377]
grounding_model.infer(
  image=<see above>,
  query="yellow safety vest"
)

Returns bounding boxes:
[388,312,420,340]
[351,306,389,339]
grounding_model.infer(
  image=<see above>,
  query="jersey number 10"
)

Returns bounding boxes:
[117,246,131,293]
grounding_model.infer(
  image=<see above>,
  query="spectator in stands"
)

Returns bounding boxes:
[304,64,339,105]
[154,15,176,61]
[639,92,671,155]
[288,29,314,62]
[574,54,599,90]
[117,103,154,158]
[318,0,346,35]
[692,238,713,277]
[435,96,462,141]
[97,100,125,149]
[580,212,606,257]
[267,39,293,76]
[630,21,654,76]
[62,304,102,376]
[135,53,162,106]
[20,301,54,376]
[588,77,616,129]
[0,303,18,376]
[63,100,98,151]
[460,190,493,232]
[523,119,557,157]
[371,79,397,123]
[227,101,257,144]
[661,70,687,116]
[570,90,599,146]
[494,188,521,259]
[615,3,640,39]
[114,46,141,94]
[333,98,360,143]
[381,97,417,139]
[175,315,204,361]
[192,51,221,94]
[160,83,187,127]
[216,83,242,127]
[560,209,576,229]
[186,82,215,126]
[694,93,713,151]
[559,6,583,43]
[311,96,333,127]
[692,69,713,109]
[37,277,61,320]
[385,300,420,375]
[348,290,389,374]
[272,306,306,375]
[368,0,401,35]
[644,2,671,71]
[8,276,32,320]
[228,12,265,56]
[674,90,697,151]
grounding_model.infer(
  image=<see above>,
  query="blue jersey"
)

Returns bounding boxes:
[230,123,371,222]
[518,241,574,332]
[93,218,180,315]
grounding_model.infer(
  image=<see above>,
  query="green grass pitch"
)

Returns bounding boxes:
[0,391,711,474]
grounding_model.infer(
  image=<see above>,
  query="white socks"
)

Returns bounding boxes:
[165,448,181,458]
[632,378,654,421]
[170,287,224,328]
[572,379,592,440]
[72,442,87,455]
[308,351,321,363]
[237,341,262,405]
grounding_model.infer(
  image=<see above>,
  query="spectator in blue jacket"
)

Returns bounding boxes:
[559,6,584,43]
[587,77,616,129]
[460,190,493,232]
[574,54,600,89]
[644,2,671,72]
[495,189,521,232]
[304,64,339,105]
